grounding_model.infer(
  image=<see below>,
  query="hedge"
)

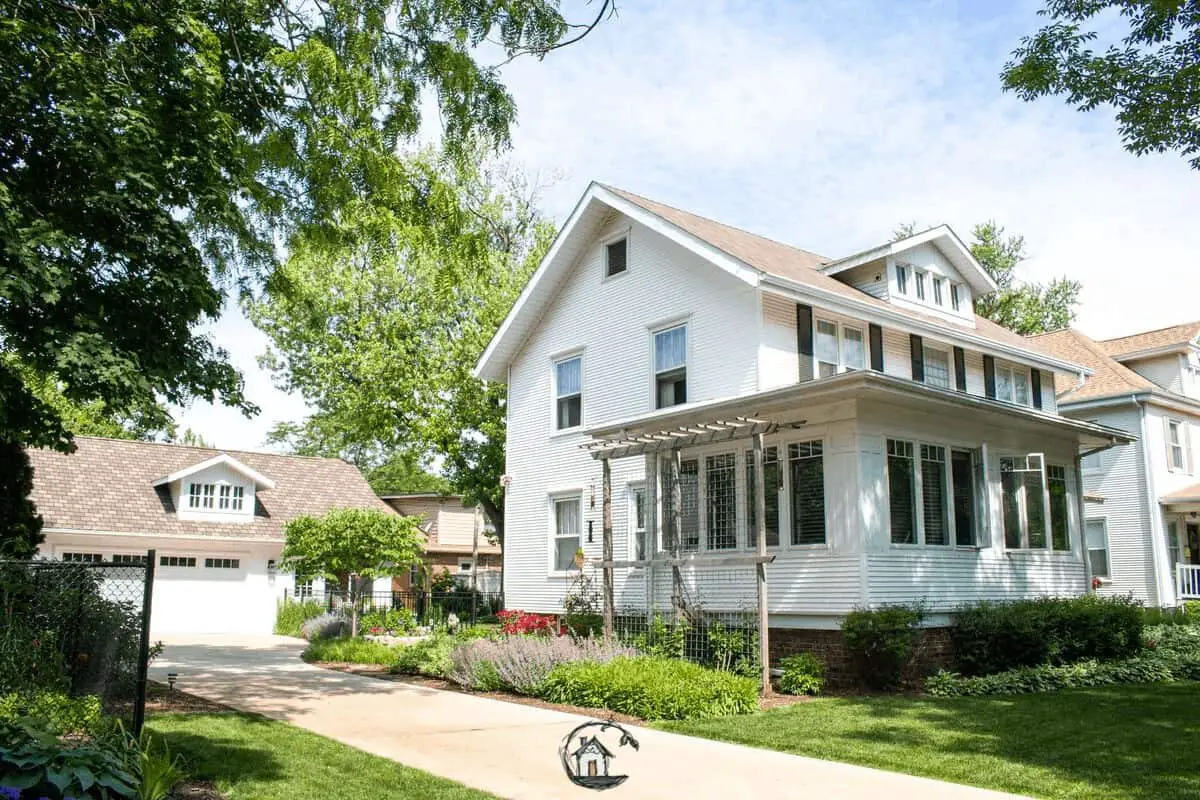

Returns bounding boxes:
[538,656,758,720]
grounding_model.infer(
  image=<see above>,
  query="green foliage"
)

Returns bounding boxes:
[429,568,457,593]
[361,607,417,635]
[302,637,401,666]
[1144,623,1200,657]
[0,692,105,736]
[364,452,452,496]
[970,222,1080,335]
[926,656,1179,697]
[705,621,759,677]
[539,656,759,721]
[392,633,457,678]
[0,717,137,798]
[950,595,1144,676]
[777,653,826,696]
[841,604,926,690]
[1003,1,1200,170]
[0,442,44,558]
[274,600,327,638]
[1144,606,1196,626]
[621,614,689,660]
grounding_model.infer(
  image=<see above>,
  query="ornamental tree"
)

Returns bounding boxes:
[280,508,423,635]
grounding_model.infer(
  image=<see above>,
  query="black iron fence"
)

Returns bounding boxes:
[0,553,155,735]
[285,587,504,628]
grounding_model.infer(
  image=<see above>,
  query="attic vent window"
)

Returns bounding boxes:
[605,238,628,277]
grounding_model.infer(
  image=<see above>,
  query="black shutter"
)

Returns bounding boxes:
[796,304,814,382]
[909,334,924,383]
[1031,369,1043,409]
[983,355,996,399]
[868,324,884,372]
[953,347,967,392]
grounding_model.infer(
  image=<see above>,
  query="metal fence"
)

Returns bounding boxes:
[0,553,155,734]
[288,587,505,628]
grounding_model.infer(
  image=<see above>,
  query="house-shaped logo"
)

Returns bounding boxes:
[559,721,639,790]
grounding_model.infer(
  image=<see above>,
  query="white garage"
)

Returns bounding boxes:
[28,437,395,636]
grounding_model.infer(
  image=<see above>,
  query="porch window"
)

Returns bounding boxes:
[654,325,687,409]
[951,449,978,546]
[1000,455,1050,549]
[746,446,780,547]
[1047,464,1070,551]
[1166,419,1186,472]
[923,346,951,389]
[932,278,944,306]
[915,270,926,300]
[555,356,583,430]
[630,484,648,561]
[896,264,909,295]
[789,441,825,545]
[995,362,1031,406]
[1085,519,1109,578]
[705,454,737,550]
[888,439,917,544]
[552,496,582,572]
[921,444,949,546]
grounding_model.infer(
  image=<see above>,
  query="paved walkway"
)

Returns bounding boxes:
[151,635,1026,800]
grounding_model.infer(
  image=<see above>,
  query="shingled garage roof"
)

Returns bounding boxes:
[26,437,394,541]
[1028,328,1162,404]
[1099,320,1200,358]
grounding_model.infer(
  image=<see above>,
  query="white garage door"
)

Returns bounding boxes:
[151,555,277,635]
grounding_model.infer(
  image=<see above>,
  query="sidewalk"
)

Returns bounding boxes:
[150,634,1028,800]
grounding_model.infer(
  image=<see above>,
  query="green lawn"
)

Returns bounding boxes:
[657,683,1200,800]
[148,712,496,800]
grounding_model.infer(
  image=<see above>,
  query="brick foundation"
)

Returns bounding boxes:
[769,626,954,688]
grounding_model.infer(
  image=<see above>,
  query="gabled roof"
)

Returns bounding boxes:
[1028,328,1160,404]
[1098,320,1200,360]
[151,453,276,490]
[818,224,999,295]
[474,183,1087,382]
[27,437,394,541]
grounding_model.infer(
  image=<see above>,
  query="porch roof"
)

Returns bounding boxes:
[1161,482,1200,510]
[583,372,1136,460]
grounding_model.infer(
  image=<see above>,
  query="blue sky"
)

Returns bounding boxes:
[176,0,1200,449]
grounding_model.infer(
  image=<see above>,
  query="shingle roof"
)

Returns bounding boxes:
[607,186,1037,353]
[1099,320,1200,358]
[1028,328,1167,403]
[27,437,393,541]
[1161,482,1200,503]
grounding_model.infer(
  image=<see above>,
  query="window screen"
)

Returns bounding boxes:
[789,441,825,545]
[705,453,737,550]
[679,459,699,551]
[888,439,916,544]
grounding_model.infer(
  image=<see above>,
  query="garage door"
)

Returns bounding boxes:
[150,555,277,635]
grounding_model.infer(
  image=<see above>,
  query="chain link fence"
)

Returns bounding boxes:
[0,555,154,734]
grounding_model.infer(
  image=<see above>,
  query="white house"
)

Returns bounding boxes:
[27,436,397,634]
[473,182,1133,649]
[1033,322,1200,607]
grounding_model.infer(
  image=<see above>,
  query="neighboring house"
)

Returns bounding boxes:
[1032,322,1200,607]
[26,436,395,634]
[381,493,501,593]
[473,182,1132,650]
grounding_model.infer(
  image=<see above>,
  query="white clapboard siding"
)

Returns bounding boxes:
[1126,354,1185,394]
[867,551,1086,608]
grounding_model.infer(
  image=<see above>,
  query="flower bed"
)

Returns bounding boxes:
[448,634,635,694]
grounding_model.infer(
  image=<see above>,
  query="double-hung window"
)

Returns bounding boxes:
[1166,419,1186,471]
[552,495,582,572]
[815,320,840,378]
[923,346,951,389]
[630,485,648,561]
[915,271,927,301]
[555,356,582,430]
[842,327,866,370]
[816,319,865,377]
[705,453,737,550]
[920,444,949,546]
[889,440,974,547]
[1001,455,1058,549]
[1047,465,1071,550]
[746,446,780,547]
[950,284,961,311]
[951,449,979,546]
[888,440,917,544]
[995,362,1031,406]
[788,441,825,545]
[932,278,944,306]
[1085,519,1109,578]
[896,264,909,295]
[654,325,687,409]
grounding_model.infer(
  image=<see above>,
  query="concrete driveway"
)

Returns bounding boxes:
[150,634,1026,800]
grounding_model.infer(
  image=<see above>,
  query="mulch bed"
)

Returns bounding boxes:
[312,661,813,721]
[170,780,225,800]
[146,680,234,714]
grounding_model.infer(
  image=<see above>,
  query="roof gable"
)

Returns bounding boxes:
[1028,328,1173,404]
[1098,320,1200,360]
[820,225,998,295]
[151,453,276,490]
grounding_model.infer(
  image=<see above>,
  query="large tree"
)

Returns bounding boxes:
[251,152,553,544]
[0,0,613,456]
[894,222,1081,335]
[1003,0,1200,170]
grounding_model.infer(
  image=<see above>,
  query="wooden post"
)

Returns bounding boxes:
[602,457,615,641]
[471,504,481,623]
[669,448,684,621]
[753,432,772,697]
[644,455,658,626]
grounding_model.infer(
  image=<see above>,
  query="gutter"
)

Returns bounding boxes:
[41,527,284,545]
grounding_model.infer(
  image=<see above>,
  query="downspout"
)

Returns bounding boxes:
[1074,454,1093,595]
[1136,397,1174,607]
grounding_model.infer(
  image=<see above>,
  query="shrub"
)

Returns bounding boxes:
[0,717,137,798]
[274,600,326,638]
[539,656,759,721]
[926,655,1178,697]
[777,653,825,696]
[299,612,349,642]
[842,604,925,690]
[392,633,456,678]
[949,595,1143,676]
[302,637,400,665]
[1144,624,1200,657]
[448,635,636,694]
[496,610,557,636]
[360,607,417,636]
[562,613,603,638]
[619,614,688,660]
[0,692,105,736]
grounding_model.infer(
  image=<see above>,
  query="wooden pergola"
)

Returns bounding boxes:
[583,416,796,696]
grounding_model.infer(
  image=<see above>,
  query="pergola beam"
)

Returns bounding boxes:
[585,417,781,460]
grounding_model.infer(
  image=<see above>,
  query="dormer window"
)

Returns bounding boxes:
[932,278,944,306]
[189,481,246,511]
[896,264,909,295]
[950,284,961,311]
[218,484,245,511]
[187,482,216,509]
[915,271,927,301]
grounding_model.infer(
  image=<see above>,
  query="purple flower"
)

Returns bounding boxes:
[1,787,20,800]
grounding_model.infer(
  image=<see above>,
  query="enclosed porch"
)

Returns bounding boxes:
[1163,486,1200,602]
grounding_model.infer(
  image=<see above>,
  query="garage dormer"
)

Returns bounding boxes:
[820,225,997,328]
[151,454,276,523]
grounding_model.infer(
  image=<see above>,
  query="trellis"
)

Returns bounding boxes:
[583,416,787,696]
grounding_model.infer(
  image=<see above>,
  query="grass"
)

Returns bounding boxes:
[656,683,1200,800]
[301,637,401,665]
[148,712,496,800]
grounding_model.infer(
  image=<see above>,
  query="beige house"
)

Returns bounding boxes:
[382,493,501,593]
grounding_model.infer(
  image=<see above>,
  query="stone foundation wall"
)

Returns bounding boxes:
[769,626,954,688]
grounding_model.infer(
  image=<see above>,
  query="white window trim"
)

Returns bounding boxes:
[950,283,961,312]
[914,270,927,301]
[922,344,953,390]
[552,351,584,434]
[895,263,910,296]
[628,481,648,565]
[999,453,1056,551]
[884,438,955,548]
[601,227,632,281]
[932,277,945,307]
[1085,517,1110,579]
[548,491,584,576]
[1165,418,1188,473]
[650,319,690,411]
[994,361,1033,407]
[814,317,866,377]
